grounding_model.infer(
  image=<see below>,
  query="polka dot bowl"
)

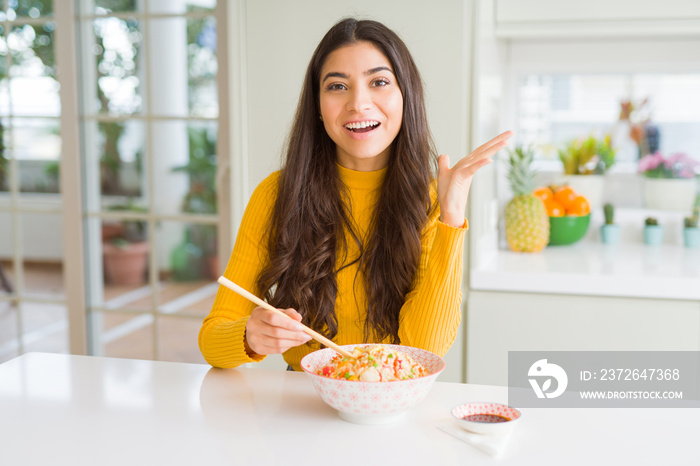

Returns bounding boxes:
[300,344,446,425]
[451,402,522,435]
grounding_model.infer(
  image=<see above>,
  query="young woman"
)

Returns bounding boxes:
[199,18,511,370]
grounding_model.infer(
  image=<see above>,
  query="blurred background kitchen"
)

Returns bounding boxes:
[0,0,698,385]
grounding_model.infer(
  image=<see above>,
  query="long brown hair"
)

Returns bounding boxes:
[257,18,436,344]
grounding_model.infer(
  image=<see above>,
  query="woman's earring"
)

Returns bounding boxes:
[319,115,323,121]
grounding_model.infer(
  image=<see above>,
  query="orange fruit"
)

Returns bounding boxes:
[567,195,590,216]
[533,186,554,203]
[545,200,566,217]
[553,186,578,209]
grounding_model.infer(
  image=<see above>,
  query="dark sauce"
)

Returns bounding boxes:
[463,414,511,423]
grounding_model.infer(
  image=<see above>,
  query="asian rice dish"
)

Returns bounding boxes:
[317,345,427,382]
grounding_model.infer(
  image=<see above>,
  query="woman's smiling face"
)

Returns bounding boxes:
[319,41,403,172]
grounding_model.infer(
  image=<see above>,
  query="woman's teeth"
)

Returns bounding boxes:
[345,121,380,133]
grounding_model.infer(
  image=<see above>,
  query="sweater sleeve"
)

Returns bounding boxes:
[397,194,467,357]
[198,173,279,368]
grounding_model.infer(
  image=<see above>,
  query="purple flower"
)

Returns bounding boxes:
[638,151,698,179]
[637,152,661,172]
[678,168,695,178]
[666,152,686,168]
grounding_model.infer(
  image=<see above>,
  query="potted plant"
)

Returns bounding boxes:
[683,198,700,248]
[558,135,615,209]
[638,152,698,211]
[600,203,621,244]
[643,217,664,246]
[102,200,149,286]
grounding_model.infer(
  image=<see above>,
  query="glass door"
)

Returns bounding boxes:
[77,0,224,362]
[0,0,69,364]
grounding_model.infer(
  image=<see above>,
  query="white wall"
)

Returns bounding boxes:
[0,198,64,261]
[466,0,508,272]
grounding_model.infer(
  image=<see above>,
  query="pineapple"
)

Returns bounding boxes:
[505,147,550,252]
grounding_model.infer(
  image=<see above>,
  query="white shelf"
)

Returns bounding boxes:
[495,0,700,39]
[471,241,700,300]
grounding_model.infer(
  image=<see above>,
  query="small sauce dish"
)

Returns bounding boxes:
[451,402,521,435]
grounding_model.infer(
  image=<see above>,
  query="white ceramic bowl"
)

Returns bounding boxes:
[301,344,445,425]
[451,402,522,435]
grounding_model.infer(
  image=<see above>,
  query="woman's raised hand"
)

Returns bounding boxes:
[437,130,513,227]
[244,306,312,356]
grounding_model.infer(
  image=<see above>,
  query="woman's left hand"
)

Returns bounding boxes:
[437,130,513,227]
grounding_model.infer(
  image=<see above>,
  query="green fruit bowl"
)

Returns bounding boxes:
[548,214,590,246]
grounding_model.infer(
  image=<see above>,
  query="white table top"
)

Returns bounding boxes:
[1,353,699,465]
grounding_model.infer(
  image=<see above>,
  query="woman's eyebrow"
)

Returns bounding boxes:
[322,71,348,83]
[321,66,395,84]
[365,66,394,76]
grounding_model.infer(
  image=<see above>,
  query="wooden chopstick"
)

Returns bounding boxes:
[217,276,355,359]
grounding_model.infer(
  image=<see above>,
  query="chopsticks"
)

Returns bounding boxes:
[217,276,355,359]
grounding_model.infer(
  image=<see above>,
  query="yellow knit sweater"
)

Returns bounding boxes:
[198,164,467,370]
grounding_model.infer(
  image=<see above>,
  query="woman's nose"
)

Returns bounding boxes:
[346,87,372,112]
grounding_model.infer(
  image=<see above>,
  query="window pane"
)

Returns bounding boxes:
[0,209,13,297]
[23,258,65,299]
[8,23,59,117]
[18,158,60,194]
[20,212,63,298]
[157,316,206,363]
[187,15,217,117]
[156,218,218,318]
[85,218,151,313]
[94,0,137,15]
[12,118,61,159]
[517,73,700,165]
[0,120,8,191]
[153,120,216,216]
[0,86,7,119]
[148,18,187,117]
[0,31,8,95]
[9,76,60,117]
[20,302,68,354]
[157,220,217,284]
[102,218,148,289]
[92,17,142,115]
[157,280,215,318]
[11,119,61,193]
[81,119,145,199]
[9,23,55,73]
[0,302,19,364]
[8,0,54,17]
[99,120,145,198]
[100,310,154,360]
[0,241,14,297]
[148,0,215,14]
[24,259,63,300]
[148,17,218,117]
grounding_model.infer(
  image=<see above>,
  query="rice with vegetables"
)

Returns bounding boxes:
[317,345,427,382]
